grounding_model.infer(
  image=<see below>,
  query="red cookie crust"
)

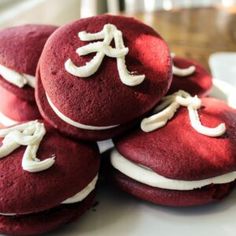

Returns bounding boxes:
[37,15,172,136]
[36,70,141,141]
[168,56,212,96]
[0,192,95,236]
[0,122,99,215]
[0,85,41,122]
[115,97,236,180]
[113,171,234,207]
[0,24,57,101]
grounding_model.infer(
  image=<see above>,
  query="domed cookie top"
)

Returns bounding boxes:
[168,55,212,96]
[0,120,99,215]
[37,15,172,140]
[113,94,236,182]
[111,92,236,206]
[0,24,57,100]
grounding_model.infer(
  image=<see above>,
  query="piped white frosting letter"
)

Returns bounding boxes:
[141,90,226,137]
[171,53,196,77]
[65,24,145,86]
[0,120,55,172]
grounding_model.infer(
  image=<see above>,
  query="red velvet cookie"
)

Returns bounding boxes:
[0,120,100,235]
[36,14,172,141]
[0,86,40,124]
[0,24,57,125]
[111,95,236,206]
[168,56,212,96]
[0,193,95,236]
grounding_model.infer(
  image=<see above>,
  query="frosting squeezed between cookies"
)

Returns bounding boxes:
[171,53,196,77]
[62,174,98,204]
[0,64,35,88]
[0,174,98,216]
[65,23,145,86]
[111,149,236,190]
[141,90,226,137]
[46,93,119,130]
[0,120,55,172]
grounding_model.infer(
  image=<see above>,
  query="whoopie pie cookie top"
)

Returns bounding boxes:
[0,120,99,215]
[113,93,236,184]
[0,24,57,101]
[168,55,212,96]
[38,14,172,132]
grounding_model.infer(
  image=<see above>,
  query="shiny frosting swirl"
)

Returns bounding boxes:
[0,120,55,172]
[65,23,145,86]
[141,90,226,137]
[0,64,35,88]
[171,53,196,77]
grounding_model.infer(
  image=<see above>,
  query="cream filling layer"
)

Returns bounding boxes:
[111,149,236,191]
[46,93,119,130]
[62,174,98,204]
[0,64,35,88]
[0,174,98,216]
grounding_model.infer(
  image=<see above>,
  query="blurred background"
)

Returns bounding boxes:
[0,0,236,27]
[0,0,235,75]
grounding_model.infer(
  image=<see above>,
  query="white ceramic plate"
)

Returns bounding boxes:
[41,79,236,236]
[209,52,236,87]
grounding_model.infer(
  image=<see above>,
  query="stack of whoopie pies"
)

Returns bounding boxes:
[0,25,57,126]
[0,14,235,235]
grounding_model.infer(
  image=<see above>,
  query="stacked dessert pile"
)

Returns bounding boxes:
[0,14,235,235]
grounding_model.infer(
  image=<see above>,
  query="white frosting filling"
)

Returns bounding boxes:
[0,64,35,88]
[0,111,18,127]
[0,174,98,216]
[46,93,119,130]
[62,174,98,204]
[0,120,55,172]
[65,23,145,86]
[111,149,236,191]
[0,212,17,216]
[141,90,226,137]
[171,53,196,77]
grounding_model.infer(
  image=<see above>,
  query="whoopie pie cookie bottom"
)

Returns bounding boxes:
[113,171,235,207]
[0,192,95,236]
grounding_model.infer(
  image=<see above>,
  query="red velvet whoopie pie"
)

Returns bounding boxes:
[0,120,99,235]
[36,14,172,141]
[0,24,57,126]
[168,55,212,97]
[111,94,236,207]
